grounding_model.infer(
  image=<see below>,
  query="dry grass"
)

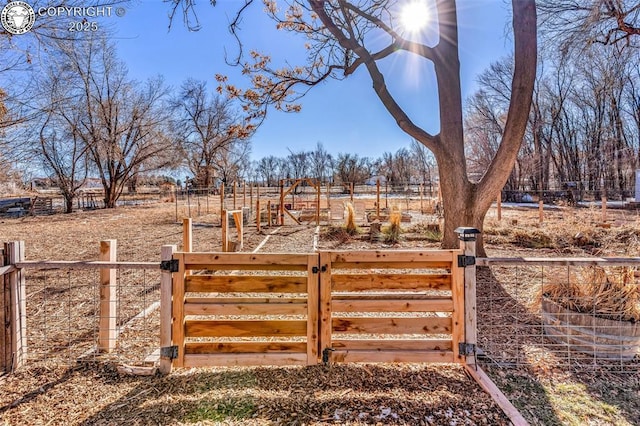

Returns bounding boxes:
[542,266,640,322]
[344,202,358,235]
[383,205,402,244]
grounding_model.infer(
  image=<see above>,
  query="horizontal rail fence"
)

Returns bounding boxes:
[170,252,319,368]
[476,257,640,372]
[1,241,161,372]
[319,250,465,364]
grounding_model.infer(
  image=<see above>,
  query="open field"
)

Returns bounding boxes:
[1,201,640,425]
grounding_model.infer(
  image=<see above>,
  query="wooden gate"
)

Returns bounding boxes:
[170,252,319,367]
[318,249,464,364]
[166,249,465,368]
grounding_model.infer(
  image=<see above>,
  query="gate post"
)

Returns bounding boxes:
[159,245,176,375]
[455,228,480,366]
[5,241,26,371]
[99,240,117,353]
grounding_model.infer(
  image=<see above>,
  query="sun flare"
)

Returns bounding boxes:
[399,1,430,33]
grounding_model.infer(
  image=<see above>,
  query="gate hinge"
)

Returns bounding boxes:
[457,255,475,268]
[160,345,178,359]
[322,347,335,365]
[312,265,327,274]
[458,342,477,356]
[160,259,179,272]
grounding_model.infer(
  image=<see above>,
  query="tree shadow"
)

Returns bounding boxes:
[78,363,512,425]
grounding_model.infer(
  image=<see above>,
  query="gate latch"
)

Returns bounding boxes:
[457,255,475,268]
[458,342,476,356]
[312,265,327,274]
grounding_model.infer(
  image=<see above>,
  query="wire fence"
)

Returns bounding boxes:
[476,258,640,373]
[3,258,162,370]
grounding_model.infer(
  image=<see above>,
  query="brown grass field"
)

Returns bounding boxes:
[1,199,640,425]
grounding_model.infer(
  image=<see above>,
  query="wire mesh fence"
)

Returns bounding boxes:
[18,264,161,369]
[476,258,640,372]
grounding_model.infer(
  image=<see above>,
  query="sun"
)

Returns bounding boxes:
[399,1,430,33]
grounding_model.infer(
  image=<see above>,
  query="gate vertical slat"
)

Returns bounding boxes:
[172,253,186,367]
[451,250,465,362]
[306,254,319,365]
[318,252,332,358]
[159,245,176,375]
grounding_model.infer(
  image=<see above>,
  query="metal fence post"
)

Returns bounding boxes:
[455,227,480,366]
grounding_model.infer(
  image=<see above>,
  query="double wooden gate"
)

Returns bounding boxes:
[165,249,465,368]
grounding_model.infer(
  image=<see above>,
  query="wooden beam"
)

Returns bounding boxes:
[185,275,307,293]
[184,353,307,367]
[6,242,26,371]
[182,218,192,252]
[99,240,117,353]
[306,254,319,365]
[159,244,176,375]
[172,253,186,367]
[186,341,307,354]
[331,273,451,292]
[331,350,454,364]
[319,251,332,357]
[186,319,307,338]
[464,365,530,426]
[332,297,453,313]
[184,301,307,316]
[331,317,451,335]
[332,339,452,351]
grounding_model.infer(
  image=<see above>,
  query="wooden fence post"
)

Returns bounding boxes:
[222,209,229,252]
[99,240,117,353]
[0,245,6,373]
[497,191,502,221]
[455,228,479,367]
[5,242,26,371]
[159,244,176,375]
[182,218,192,253]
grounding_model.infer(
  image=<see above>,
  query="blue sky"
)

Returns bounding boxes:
[110,1,513,161]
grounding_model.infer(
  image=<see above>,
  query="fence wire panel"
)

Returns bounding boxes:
[477,261,640,372]
[23,267,161,368]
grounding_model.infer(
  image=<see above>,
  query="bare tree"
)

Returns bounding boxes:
[172,0,537,254]
[335,153,370,190]
[170,79,254,188]
[309,142,333,182]
[538,0,640,52]
[56,36,177,208]
[256,155,281,186]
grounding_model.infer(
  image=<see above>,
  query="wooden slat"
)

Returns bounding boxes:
[450,250,465,362]
[183,252,312,267]
[319,252,332,354]
[185,275,306,293]
[183,353,308,367]
[331,350,454,363]
[332,297,453,313]
[331,261,453,270]
[331,274,451,292]
[332,339,452,351]
[331,317,451,334]
[184,297,306,305]
[15,260,157,270]
[185,341,307,354]
[186,319,307,337]
[184,301,307,316]
[159,245,176,375]
[172,253,186,367]
[306,254,319,365]
[328,250,458,264]
[465,365,530,426]
[185,263,308,271]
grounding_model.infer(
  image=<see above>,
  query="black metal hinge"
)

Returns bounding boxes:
[160,259,179,272]
[160,345,178,359]
[312,265,327,274]
[457,255,475,268]
[459,342,476,356]
[322,347,335,365]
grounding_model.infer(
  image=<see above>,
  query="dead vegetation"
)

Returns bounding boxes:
[2,202,640,425]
